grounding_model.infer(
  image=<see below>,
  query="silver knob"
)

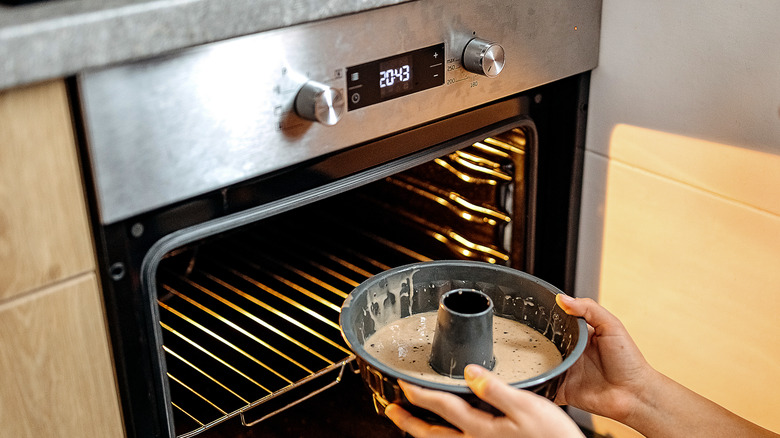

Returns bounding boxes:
[294,80,345,126]
[462,38,505,78]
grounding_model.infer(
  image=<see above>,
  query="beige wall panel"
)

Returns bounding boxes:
[608,124,780,216]
[0,273,124,438]
[0,80,95,301]
[578,151,780,437]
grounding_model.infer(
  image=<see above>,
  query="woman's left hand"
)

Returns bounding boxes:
[384,364,584,438]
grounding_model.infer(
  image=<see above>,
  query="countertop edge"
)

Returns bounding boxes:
[0,0,411,91]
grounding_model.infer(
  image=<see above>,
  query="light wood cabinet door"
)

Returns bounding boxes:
[1,80,124,436]
[0,272,124,437]
[0,80,95,301]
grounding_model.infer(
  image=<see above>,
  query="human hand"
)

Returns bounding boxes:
[554,294,655,423]
[384,364,585,438]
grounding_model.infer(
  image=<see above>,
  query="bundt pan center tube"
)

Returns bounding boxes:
[429,288,496,378]
[339,260,588,421]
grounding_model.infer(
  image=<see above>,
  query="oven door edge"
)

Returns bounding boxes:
[139,113,538,437]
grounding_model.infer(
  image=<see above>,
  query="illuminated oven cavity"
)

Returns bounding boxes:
[155,127,529,437]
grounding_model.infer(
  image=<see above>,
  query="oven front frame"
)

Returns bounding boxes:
[76,73,589,438]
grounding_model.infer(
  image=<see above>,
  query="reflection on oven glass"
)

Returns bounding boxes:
[156,128,529,437]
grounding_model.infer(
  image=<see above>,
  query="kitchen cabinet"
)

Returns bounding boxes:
[0,273,124,437]
[0,80,94,301]
[0,80,124,437]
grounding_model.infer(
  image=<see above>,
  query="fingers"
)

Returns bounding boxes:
[392,371,584,438]
[555,294,625,335]
[395,380,496,436]
[464,365,586,437]
[385,403,463,438]
[464,365,545,424]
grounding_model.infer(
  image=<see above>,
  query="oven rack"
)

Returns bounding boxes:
[157,224,435,437]
[156,131,526,437]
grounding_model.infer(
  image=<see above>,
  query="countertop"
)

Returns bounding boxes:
[0,0,409,91]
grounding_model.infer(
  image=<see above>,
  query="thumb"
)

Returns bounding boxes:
[464,365,539,423]
[555,294,623,334]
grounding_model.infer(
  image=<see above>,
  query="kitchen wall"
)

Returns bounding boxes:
[575,1,780,436]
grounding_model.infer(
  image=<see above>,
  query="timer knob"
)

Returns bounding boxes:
[294,80,345,126]
[462,38,505,78]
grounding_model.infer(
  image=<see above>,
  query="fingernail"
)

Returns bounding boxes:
[384,404,404,424]
[384,403,399,418]
[557,293,574,303]
[464,364,485,380]
[397,380,418,393]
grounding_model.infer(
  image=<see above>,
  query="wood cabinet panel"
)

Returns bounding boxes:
[0,273,124,437]
[0,80,95,301]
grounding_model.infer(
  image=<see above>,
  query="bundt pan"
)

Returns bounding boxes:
[339,260,588,421]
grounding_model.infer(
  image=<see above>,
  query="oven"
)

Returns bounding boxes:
[73,1,601,437]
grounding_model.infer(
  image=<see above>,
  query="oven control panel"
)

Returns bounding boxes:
[79,0,601,224]
[295,39,505,126]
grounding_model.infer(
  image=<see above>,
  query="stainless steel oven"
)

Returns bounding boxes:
[73,1,601,436]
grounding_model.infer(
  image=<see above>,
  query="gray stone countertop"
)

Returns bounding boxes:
[0,0,408,91]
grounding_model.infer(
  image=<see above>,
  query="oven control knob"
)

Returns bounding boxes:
[294,80,345,126]
[462,38,505,78]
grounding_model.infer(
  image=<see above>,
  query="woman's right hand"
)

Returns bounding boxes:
[555,295,780,438]
[554,294,656,423]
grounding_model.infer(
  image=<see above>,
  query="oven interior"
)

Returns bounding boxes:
[156,126,532,436]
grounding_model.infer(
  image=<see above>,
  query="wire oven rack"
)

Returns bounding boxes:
[156,130,526,437]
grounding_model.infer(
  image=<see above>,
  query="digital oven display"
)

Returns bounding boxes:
[379,55,412,99]
[346,43,445,111]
